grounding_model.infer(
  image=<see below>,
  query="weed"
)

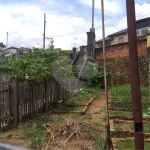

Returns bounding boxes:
[92,135,105,150]
[116,140,150,150]
[116,140,134,149]
[109,84,149,109]
[110,111,132,117]
[23,124,47,149]
[64,86,100,106]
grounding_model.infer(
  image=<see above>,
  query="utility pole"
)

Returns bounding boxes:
[6,32,8,48]
[46,37,54,49]
[126,0,144,149]
[101,0,114,149]
[92,0,95,57]
[92,0,94,30]
[43,13,46,50]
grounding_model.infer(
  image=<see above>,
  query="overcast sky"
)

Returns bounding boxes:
[0,0,150,50]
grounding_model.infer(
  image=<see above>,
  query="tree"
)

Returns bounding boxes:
[0,42,5,49]
[0,48,75,84]
[83,61,105,87]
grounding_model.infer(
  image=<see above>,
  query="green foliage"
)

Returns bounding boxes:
[109,84,149,108]
[64,86,100,106]
[23,124,46,149]
[0,42,5,49]
[52,54,75,83]
[92,135,105,150]
[0,48,74,84]
[143,107,150,118]
[83,61,105,86]
[106,56,148,86]
[116,140,150,149]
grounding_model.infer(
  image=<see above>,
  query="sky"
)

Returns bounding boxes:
[0,0,150,50]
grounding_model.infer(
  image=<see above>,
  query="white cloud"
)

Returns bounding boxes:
[0,3,88,49]
[135,3,150,20]
[77,0,123,16]
[0,1,150,49]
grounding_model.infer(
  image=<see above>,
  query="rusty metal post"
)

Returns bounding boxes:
[126,0,144,149]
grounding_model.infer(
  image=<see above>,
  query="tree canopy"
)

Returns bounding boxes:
[0,48,75,84]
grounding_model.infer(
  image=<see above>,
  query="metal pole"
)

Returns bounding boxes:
[147,36,150,100]
[43,13,46,50]
[126,0,144,149]
[101,0,114,149]
[101,0,109,129]
[6,32,8,48]
[92,0,94,29]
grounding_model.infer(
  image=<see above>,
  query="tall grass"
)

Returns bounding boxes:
[109,84,149,108]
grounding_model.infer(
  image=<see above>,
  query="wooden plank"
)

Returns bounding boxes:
[0,88,9,93]
[45,79,48,112]
[0,115,12,122]
[49,80,52,110]
[11,79,19,126]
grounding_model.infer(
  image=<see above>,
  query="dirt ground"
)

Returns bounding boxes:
[0,92,107,150]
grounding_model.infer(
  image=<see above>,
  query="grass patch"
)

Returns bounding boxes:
[58,104,83,111]
[110,111,132,117]
[109,84,149,109]
[116,140,150,150]
[129,123,150,133]
[23,124,46,149]
[116,140,134,149]
[92,135,105,150]
[64,86,100,105]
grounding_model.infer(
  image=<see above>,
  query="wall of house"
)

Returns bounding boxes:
[95,39,147,60]
[110,34,128,45]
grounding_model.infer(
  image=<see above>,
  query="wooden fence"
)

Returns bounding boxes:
[0,78,69,129]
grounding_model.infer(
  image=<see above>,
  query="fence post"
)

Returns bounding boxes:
[49,80,52,110]
[45,79,48,112]
[11,79,19,126]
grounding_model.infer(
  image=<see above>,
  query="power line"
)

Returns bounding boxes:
[8,33,31,47]
[48,10,150,38]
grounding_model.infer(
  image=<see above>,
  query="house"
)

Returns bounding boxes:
[96,17,150,48]
[0,46,18,57]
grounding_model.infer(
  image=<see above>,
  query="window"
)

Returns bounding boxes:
[136,29,140,36]
[136,27,150,36]
[118,37,124,43]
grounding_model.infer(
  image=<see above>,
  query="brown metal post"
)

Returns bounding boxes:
[126,0,144,149]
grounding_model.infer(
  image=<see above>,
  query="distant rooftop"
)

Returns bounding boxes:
[108,29,127,37]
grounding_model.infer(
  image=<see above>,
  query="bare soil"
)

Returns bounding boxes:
[0,92,107,150]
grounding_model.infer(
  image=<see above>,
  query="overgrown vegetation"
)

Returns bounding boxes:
[109,84,149,110]
[63,86,100,106]
[83,61,106,87]
[137,30,150,41]
[0,48,74,84]
[116,140,150,149]
[0,85,104,149]
[104,56,148,86]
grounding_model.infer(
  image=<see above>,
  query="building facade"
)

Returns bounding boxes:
[96,17,150,48]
